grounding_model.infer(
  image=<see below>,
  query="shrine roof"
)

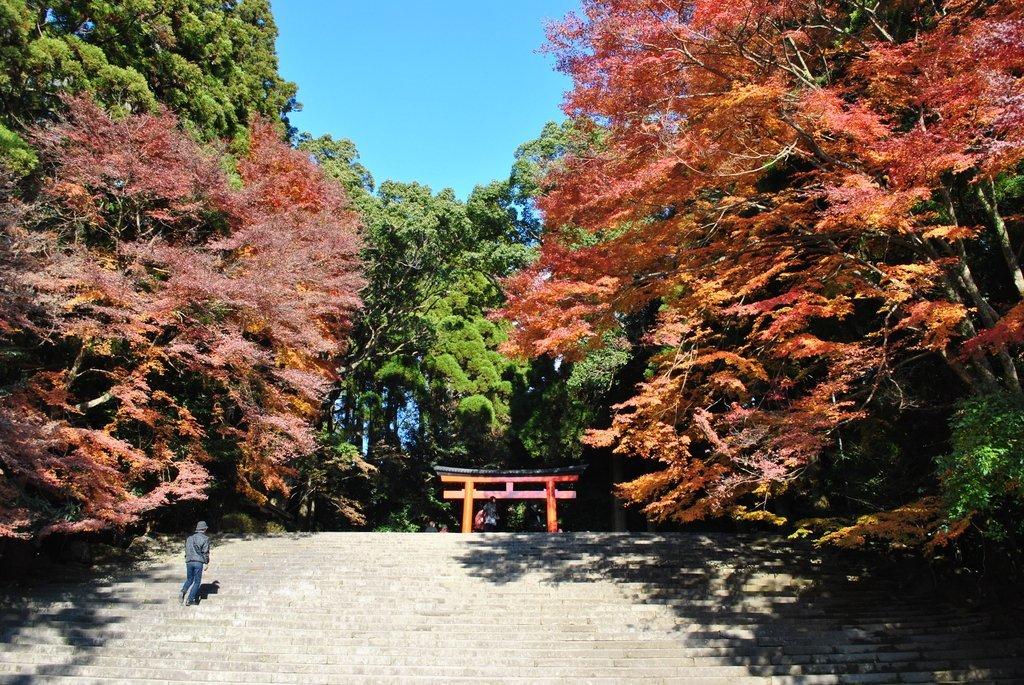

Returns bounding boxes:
[434,465,586,477]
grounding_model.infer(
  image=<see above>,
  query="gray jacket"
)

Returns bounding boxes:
[184,532,210,564]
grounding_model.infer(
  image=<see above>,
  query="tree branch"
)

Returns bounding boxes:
[976,178,1024,298]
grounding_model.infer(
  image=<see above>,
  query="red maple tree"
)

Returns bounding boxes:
[0,98,363,538]
[501,0,1024,542]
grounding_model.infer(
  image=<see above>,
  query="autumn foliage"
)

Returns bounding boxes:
[0,98,362,538]
[501,0,1024,545]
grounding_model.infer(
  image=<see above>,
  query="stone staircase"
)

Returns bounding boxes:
[1,532,1022,684]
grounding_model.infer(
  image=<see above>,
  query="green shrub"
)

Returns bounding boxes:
[0,124,37,177]
[939,392,1024,539]
[219,512,259,534]
[219,512,289,534]
[505,502,526,532]
[373,504,421,532]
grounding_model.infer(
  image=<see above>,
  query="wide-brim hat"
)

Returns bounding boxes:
[195,521,208,532]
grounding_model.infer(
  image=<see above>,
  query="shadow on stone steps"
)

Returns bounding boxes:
[452,532,1024,682]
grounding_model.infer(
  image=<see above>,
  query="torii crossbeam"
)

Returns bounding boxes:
[435,465,584,533]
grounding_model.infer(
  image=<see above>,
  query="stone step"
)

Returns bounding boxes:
[3,640,1020,662]
[0,676,752,685]
[2,593,943,609]
[0,662,1022,685]
[2,613,988,636]
[1,620,999,645]
[3,606,948,626]
[2,646,1023,675]
[6,630,1015,655]
[0,662,773,682]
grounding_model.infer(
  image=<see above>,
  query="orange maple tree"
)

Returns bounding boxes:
[501,0,1024,540]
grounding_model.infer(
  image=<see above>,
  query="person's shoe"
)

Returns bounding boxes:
[180,588,187,605]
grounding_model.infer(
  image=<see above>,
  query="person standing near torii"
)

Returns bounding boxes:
[482,496,498,532]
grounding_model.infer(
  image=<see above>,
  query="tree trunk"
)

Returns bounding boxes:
[977,179,1024,298]
[611,453,628,532]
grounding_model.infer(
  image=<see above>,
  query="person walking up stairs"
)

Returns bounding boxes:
[180,521,210,606]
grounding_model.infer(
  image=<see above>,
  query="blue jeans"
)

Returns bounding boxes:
[181,561,203,604]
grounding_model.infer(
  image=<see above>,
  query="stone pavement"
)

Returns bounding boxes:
[1,532,1022,684]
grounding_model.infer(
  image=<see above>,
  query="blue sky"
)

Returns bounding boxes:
[274,1,580,199]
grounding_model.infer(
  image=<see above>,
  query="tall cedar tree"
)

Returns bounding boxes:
[0,0,296,140]
[0,98,362,539]
[500,0,1024,546]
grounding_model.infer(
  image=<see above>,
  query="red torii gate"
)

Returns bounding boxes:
[435,465,584,533]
